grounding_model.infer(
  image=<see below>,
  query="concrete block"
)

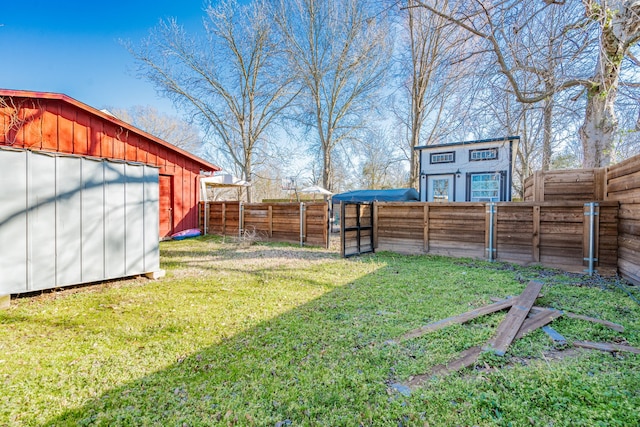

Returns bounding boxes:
[0,294,10,310]
[144,269,166,280]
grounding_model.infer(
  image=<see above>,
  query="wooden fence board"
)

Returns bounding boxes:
[484,280,543,355]
[201,201,328,247]
[399,298,515,341]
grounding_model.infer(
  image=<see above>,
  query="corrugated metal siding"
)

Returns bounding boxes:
[0,147,159,294]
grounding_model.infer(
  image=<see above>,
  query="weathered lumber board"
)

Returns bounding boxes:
[405,346,484,388]
[542,326,567,345]
[398,298,515,341]
[562,312,624,332]
[514,308,563,340]
[490,298,625,333]
[484,280,543,355]
[573,340,640,354]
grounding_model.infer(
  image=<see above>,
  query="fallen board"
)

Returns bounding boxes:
[398,298,515,341]
[404,305,559,387]
[514,308,563,340]
[484,280,544,355]
[573,340,640,354]
[542,326,567,345]
[405,346,483,388]
[491,297,625,332]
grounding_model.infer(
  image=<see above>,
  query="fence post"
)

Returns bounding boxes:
[222,203,226,235]
[372,202,378,250]
[532,205,540,262]
[326,202,331,249]
[423,204,430,253]
[239,202,244,240]
[268,205,273,238]
[300,202,305,247]
[204,202,209,235]
[486,203,497,261]
[584,202,599,275]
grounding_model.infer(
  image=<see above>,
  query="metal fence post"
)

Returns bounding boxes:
[239,202,244,240]
[487,203,496,262]
[584,202,599,275]
[300,202,305,247]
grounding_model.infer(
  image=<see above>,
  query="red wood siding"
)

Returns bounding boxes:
[0,92,219,237]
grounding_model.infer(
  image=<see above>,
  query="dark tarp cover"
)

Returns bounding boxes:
[332,188,419,204]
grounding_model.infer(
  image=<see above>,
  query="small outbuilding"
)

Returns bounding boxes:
[415,136,518,202]
[0,89,219,295]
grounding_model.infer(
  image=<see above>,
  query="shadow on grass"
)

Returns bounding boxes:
[42,262,418,425]
[30,244,640,426]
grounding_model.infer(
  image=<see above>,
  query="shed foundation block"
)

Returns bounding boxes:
[145,269,166,280]
[0,294,10,310]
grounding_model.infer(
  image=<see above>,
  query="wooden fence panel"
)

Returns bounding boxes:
[369,201,618,275]
[200,201,328,247]
[523,169,605,202]
[606,154,640,285]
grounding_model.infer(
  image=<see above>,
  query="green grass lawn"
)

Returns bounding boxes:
[1,236,639,426]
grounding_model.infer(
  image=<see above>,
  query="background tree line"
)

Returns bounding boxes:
[121,0,640,201]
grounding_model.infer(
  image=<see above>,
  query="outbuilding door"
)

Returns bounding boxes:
[159,175,174,237]
[428,175,454,202]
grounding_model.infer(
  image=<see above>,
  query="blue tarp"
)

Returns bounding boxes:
[332,188,419,203]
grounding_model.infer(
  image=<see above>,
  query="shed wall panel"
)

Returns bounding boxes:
[81,158,106,283]
[0,149,28,293]
[28,152,57,290]
[56,156,83,287]
[125,164,145,275]
[105,162,126,278]
[0,148,160,294]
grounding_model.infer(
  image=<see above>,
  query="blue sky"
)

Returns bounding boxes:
[0,1,207,114]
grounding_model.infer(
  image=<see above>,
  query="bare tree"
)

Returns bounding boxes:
[273,0,391,192]
[416,0,640,167]
[358,127,409,189]
[399,0,478,187]
[127,0,296,201]
[108,105,202,154]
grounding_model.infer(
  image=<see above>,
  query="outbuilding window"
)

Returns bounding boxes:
[430,151,455,164]
[469,172,501,202]
[469,148,498,161]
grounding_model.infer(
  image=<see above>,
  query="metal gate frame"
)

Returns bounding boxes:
[340,201,374,258]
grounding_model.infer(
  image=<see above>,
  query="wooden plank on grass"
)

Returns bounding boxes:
[542,326,567,345]
[399,298,515,341]
[514,308,563,340]
[484,280,544,355]
[573,340,640,354]
[563,312,624,332]
[491,298,624,332]
[404,346,484,388]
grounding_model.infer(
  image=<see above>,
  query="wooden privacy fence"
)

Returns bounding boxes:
[606,155,640,285]
[343,201,618,275]
[199,201,329,247]
[523,168,606,202]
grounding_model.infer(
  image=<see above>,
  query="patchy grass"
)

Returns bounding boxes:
[0,236,638,426]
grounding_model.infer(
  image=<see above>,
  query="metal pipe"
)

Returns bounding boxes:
[586,202,598,276]
[300,202,305,247]
[239,202,244,240]
[488,203,496,262]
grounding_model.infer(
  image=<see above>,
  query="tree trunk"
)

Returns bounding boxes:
[323,148,332,193]
[542,95,553,171]
[579,0,638,167]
